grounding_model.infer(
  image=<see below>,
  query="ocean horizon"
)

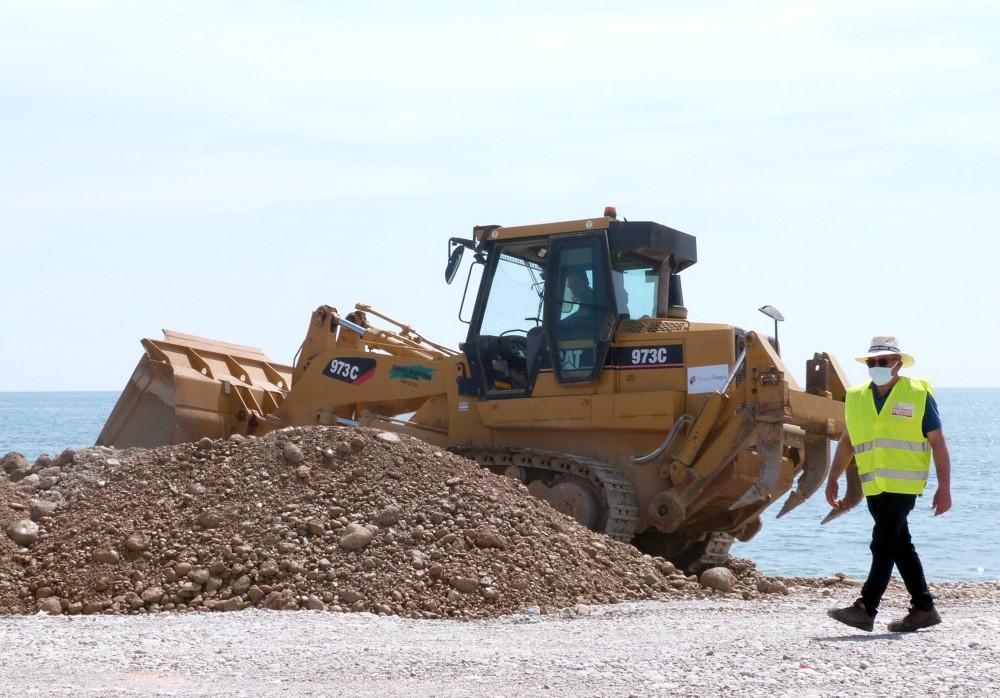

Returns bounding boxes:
[1,389,996,582]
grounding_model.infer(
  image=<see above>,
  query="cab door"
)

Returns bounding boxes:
[544,232,619,385]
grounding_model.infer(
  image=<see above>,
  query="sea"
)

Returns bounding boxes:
[1,389,996,582]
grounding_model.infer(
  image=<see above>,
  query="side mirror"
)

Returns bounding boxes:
[445,244,465,285]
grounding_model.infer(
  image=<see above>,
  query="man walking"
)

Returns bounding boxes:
[825,336,952,632]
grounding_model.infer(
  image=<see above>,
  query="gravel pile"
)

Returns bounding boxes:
[0,427,773,618]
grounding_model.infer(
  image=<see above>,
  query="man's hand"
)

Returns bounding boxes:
[824,431,855,509]
[932,487,952,516]
[927,429,951,517]
[825,478,841,509]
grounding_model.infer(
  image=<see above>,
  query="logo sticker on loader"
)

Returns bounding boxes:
[686,364,729,394]
[559,347,595,371]
[323,357,377,385]
[388,364,436,382]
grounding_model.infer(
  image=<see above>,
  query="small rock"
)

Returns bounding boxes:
[339,590,364,604]
[757,578,789,595]
[450,577,480,593]
[198,510,224,529]
[197,437,214,450]
[699,567,737,593]
[123,533,149,552]
[306,595,325,610]
[54,449,76,468]
[377,505,403,527]
[141,587,165,604]
[29,499,59,521]
[228,434,246,443]
[472,527,506,549]
[264,591,287,610]
[1,452,29,475]
[376,431,401,444]
[295,465,311,479]
[281,442,305,464]
[6,519,40,546]
[657,560,677,575]
[339,523,373,551]
[82,601,105,615]
[37,597,62,615]
[92,550,121,564]
[189,569,211,585]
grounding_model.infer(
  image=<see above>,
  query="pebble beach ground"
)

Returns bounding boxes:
[2,585,998,698]
[3,427,998,696]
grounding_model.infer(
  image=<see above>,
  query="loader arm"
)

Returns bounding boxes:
[99,305,459,449]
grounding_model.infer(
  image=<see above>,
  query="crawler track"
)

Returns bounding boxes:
[451,446,639,542]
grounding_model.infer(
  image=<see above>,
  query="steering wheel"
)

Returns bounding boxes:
[498,333,528,360]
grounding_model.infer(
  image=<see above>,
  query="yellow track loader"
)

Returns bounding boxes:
[99,209,848,567]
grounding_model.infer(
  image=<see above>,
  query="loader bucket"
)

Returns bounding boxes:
[97,331,292,448]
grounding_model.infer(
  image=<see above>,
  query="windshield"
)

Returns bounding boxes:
[480,251,544,336]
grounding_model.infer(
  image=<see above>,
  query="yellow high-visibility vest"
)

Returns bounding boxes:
[844,377,933,496]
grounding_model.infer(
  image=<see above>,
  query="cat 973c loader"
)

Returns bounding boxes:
[98,208,849,568]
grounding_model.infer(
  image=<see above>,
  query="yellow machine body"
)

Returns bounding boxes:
[99,212,848,567]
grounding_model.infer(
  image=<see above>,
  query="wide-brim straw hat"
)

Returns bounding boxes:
[855,336,914,367]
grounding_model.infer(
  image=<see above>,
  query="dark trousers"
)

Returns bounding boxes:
[860,492,935,616]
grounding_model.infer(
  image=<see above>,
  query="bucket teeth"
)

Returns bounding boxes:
[729,484,767,510]
[776,491,805,518]
[821,460,863,525]
[776,435,831,519]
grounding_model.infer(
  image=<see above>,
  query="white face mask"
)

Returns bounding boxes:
[869,363,897,386]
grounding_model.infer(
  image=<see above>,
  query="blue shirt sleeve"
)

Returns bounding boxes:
[923,393,942,437]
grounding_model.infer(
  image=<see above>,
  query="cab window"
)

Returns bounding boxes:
[545,233,616,383]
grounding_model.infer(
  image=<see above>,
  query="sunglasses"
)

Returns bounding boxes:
[865,357,898,368]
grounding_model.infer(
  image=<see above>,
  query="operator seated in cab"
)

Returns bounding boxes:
[564,269,596,320]
[555,269,606,375]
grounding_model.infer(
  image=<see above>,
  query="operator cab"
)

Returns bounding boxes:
[448,212,696,398]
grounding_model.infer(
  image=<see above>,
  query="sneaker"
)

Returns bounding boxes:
[827,599,875,632]
[887,607,942,633]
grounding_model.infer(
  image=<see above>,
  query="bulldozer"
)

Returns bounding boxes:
[98,208,849,568]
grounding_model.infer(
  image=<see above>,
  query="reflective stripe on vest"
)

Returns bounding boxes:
[844,377,933,496]
[853,439,931,455]
[859,469,928,483]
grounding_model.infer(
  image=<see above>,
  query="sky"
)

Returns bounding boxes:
[1,0,998,391]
